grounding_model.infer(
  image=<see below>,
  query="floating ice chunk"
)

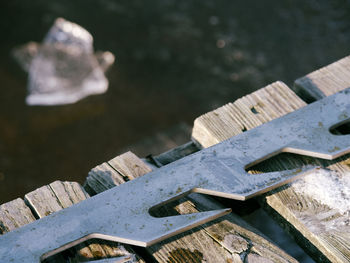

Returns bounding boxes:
[13,18,115,106]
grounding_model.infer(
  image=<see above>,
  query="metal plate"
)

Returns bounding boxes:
[2,88,350,262]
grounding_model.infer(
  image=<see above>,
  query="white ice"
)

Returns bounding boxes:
[292,168,350,215]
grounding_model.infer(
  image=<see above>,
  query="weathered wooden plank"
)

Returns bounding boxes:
[192,81,306,148]
[293,55,350,101]
[192,80,350,262]
[0,198,36,234]
[84,162,131,195]
[0,196,69,262]
[24,180,144,262]
[108,151,153,180]
[84,152,152,196]
[85,150,298,262]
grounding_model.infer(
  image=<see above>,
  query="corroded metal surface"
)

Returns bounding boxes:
[2,88,350,262]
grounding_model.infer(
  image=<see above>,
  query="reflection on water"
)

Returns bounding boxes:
[0,0,350,212]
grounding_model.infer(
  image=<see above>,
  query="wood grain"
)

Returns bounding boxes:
[294,55,350,100]
[0,198,36,234]
[192,80,350,262]
[108,151,153,180]
[192,81,306,148]
[86,149,298,263]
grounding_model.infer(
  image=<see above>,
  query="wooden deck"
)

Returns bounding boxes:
[1,55,350,262]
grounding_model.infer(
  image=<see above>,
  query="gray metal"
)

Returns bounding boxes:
[2,89,350,262]
[83,255,136,263]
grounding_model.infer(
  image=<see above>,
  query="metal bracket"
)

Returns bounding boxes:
[2,88,350,262]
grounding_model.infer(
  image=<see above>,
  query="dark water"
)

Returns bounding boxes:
[1,1,350,205]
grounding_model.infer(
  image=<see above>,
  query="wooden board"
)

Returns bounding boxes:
[192,80,350,262]
[85,150,298,262]
[192,81,306,148]
[294,55,350,101]
[84,151,153,195]
[0,181,144,262]
[0,198,36,233]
